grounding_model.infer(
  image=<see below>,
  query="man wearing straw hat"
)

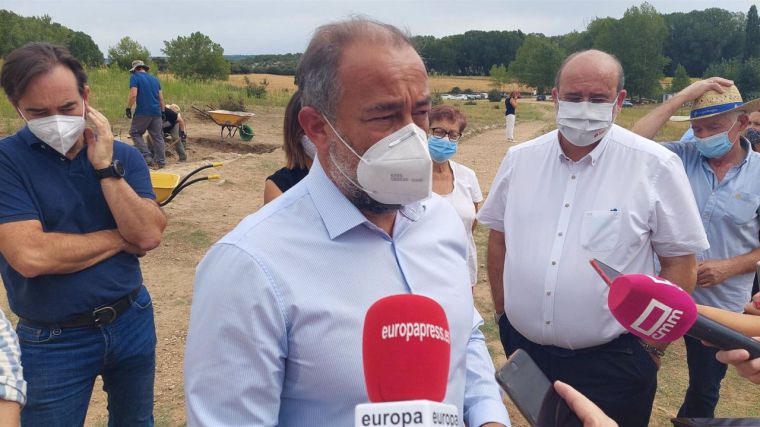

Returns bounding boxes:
[633,78,760,418]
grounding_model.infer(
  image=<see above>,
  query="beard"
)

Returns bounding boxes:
[326,137,401,215]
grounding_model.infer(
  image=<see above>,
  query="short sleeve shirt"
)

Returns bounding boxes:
[442,161,483,284]
[130,72,161,117]
[478,125,709,348]
[0,127,155,322]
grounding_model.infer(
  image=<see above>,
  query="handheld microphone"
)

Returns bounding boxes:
[355,294,460,427]
[607,274,760,358]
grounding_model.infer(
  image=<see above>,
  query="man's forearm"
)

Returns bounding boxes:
[726,247,760,276]
[658,253,698,294]
[127,93,136,109]
[101,178,165,251]
[487,230,506,315]
[0,226,126,278]
[631,96,685,139]
[0,400,20,427]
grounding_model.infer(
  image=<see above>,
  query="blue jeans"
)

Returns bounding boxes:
[17,286,156,427]
[677,335,728,418]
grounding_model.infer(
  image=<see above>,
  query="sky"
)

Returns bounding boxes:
[3,0,758,56]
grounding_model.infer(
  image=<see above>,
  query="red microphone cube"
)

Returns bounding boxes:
[362,294,451,403]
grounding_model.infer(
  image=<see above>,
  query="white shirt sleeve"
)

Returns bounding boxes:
[470,169,484,204]
[649,154,710,256]
[185,243,288,427]
[477,152,513,232]
[0,309,25,406]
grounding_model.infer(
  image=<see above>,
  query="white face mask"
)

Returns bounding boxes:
[323,118,433,206]
[19,103,86,155]
[556,100,616,147]
[301,135,317,159]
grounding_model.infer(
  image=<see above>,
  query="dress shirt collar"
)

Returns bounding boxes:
[556,126,614,166]
[305,156,425,240]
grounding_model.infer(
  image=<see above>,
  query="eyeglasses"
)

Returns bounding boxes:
[430,127,461,142]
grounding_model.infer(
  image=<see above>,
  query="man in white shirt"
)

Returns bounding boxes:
[479,50,709,427]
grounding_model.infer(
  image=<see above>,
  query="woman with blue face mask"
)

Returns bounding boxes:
[428,106,484,288]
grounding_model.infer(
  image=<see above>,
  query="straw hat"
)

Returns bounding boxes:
[670,82,760,122]
[129,60,149,72]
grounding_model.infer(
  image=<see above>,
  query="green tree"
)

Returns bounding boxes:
[489,64,509,91]
[670,64,690,93]
[737,58,760,99]
[108,37,151,70]
[162,32,229,80]
[508,35,565,94]
[663,9,745,77]
[745,5,760,60]
[703,58,743,81]
[67,31,103,67]
[592,3,669,99]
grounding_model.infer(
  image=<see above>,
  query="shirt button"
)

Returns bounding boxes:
[545,321,551,325]
[546,291,551,296]
[564,203,570,208]
[551,261,557,266]
[571,175,576,180]
[558,232,563,237]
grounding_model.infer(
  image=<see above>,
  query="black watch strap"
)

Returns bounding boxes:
[95,160,124,179]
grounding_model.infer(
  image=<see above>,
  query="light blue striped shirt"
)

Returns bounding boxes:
[665,138,760,312]
[0,308,25,406]
[184,158,509,427]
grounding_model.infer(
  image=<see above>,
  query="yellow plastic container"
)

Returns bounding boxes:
[150,172,180,204]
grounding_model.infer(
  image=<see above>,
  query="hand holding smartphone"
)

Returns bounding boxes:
[495,349,581,427]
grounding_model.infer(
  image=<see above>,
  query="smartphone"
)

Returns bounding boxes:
[495,349,581,427]
[589,258,619,286]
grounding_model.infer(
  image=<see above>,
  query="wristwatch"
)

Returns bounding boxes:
[94,160,125,180]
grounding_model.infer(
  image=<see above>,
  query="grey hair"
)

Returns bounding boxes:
[554,49,625,93]
[296,17,414,120]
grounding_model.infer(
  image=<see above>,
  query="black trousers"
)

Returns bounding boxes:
[499,314,658,427]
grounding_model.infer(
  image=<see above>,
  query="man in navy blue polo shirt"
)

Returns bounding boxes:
[0,42,166,425]
[126,59,166,169]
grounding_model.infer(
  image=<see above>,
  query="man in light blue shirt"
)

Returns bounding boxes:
[184,18,509,427]
[633,78,760,418]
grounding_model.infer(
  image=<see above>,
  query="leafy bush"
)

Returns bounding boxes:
[487,89,502,102]
[244,77,269,99]
[218,94,246,111]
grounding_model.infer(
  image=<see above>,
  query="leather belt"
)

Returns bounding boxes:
[19,286,141,328]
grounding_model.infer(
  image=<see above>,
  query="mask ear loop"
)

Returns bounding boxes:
[16,107,29,122]
[320,114,377,195]
[322,114,365,162]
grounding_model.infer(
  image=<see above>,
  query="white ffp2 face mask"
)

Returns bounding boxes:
[556,100,616,147]
[324,119,433,205]
[19,103,86,155]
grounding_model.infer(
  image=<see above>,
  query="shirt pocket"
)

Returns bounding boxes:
[580,210,622,252]
[727,192,760,224]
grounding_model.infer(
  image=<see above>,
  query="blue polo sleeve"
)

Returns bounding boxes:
[129,73,138,89]
[0,148,39,224]
[117,142,155,200]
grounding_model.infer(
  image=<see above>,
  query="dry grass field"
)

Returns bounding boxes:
[228,73,534,95]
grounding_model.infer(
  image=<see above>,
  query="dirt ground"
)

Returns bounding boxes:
[5,100,758,425]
